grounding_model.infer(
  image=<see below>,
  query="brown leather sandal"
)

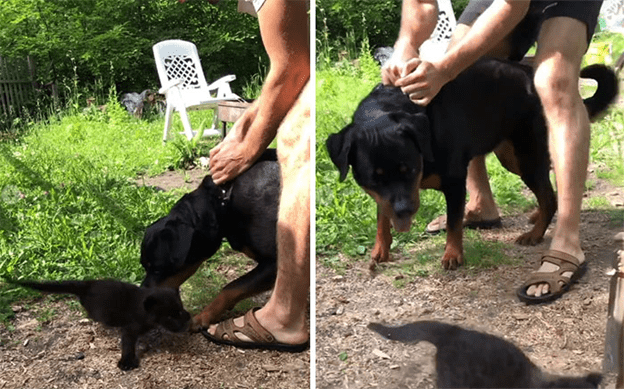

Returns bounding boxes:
[516,250,586,304]
[200,308,309,352]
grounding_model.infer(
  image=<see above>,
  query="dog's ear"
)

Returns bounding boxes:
[326,125,354,181]
[159,220,195,264]
[390,112,434,162]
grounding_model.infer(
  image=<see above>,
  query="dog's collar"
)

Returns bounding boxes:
[219,182,234,206]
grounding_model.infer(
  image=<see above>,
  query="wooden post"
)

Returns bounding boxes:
[606,232,624,388]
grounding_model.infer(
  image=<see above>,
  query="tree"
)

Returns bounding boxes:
[0,0,265,95]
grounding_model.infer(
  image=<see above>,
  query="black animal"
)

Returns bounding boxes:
[12,279,190,370]
[327,58,618,270]
[368,321,601,388]
[141,149,280,330]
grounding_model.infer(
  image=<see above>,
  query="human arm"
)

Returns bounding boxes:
[397,0,530,105]
[382,0,438,86]
[209,0,310,185]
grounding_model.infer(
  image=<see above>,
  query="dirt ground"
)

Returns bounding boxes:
[0,167,310,389]
[316,171,624,389]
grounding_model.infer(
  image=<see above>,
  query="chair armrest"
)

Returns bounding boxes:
[206,75,236,91]
[159,79,183,94]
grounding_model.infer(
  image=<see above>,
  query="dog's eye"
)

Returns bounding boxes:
[375,168,384,176]
[399,165,408,174]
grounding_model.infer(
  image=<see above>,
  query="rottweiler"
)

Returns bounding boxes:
[141,149,279,330]
[327,58,617,270]
[368,321,601,388]
[11,279,190,370]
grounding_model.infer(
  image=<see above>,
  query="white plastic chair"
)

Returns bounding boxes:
[419,0,457,62]
[153,39,242,141]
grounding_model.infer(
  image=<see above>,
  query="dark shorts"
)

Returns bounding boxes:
[457,0,604,61]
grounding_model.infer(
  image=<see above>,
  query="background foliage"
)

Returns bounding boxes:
[0,0,264,95]
[316,0,470,63]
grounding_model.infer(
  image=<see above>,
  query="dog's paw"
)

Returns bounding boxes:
[118,355,140,371]
[371,246,391,264]
[441,254,463,270]
[191,313,214,332]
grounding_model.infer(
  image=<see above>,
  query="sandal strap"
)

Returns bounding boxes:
[241,308,276,343]
[521,250,582,295]
[213,308,275,344]
[540,250,581,268]
[522,272,567,294]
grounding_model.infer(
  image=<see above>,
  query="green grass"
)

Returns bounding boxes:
[181,249,258,317]
[0,93,231,311]
[590,109,624,187]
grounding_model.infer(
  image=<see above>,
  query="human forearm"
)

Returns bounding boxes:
[438,0,529,80]
[394,0,438,60]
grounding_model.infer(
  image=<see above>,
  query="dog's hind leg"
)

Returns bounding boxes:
[493,141,543,226]
[506,125,557,246]
[515,165,556,245]
[191,261,277,330]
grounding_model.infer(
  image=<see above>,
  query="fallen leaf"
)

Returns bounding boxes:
[372,349,391,360]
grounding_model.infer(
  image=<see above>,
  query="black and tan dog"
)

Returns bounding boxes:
[11,279,190,370]
[141,149,279,330]
[327,58,617,270]
[369,321,601,388]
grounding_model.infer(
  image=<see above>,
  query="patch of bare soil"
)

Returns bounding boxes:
[316,176,624,389]
[0,167,310,389]
[0,298,309,389]
[136,166,208,192]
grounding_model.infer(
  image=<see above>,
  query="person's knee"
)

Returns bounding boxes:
[533,57,579,109]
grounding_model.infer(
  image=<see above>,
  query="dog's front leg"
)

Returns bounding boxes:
[370,206,392,269]
[191,261,276,331]
[441,182,465,270]
[118,328,141,370]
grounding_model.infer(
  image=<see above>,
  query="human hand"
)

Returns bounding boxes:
[381,58,404,86]
[208,137,259,185]
[381,47,419,86]
[395,58,451,106]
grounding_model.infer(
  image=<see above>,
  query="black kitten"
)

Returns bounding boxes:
[368,321,601,388]
[13,279,190,370]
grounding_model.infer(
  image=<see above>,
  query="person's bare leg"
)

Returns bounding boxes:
[256,81,311,344]
[207,82,311,345]
[464,156,500,221]
[525,17,589,297]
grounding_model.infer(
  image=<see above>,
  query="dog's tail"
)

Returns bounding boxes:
[368,320,457,345]
[11,279,91,296]
[581,64,619,119]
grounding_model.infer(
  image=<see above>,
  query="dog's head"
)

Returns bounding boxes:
[143,288,191,332]
[141,177,225,289]
[326,85,433,232]
[140,217,222,289]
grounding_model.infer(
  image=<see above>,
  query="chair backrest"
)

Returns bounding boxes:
[153,40,209,91]
[419,0,457,61]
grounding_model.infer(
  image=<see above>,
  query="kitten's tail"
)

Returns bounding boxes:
[11,280,91,296]
[368,320,458,345]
